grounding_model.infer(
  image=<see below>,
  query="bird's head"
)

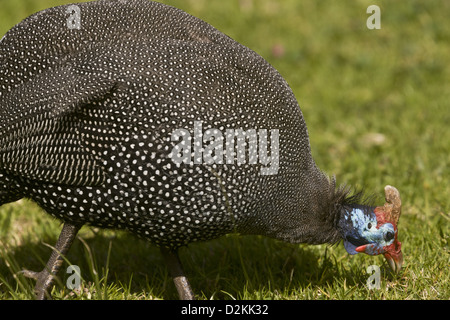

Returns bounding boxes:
[341,186,403,273]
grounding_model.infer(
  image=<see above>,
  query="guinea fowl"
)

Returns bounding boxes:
[0,0,403,300]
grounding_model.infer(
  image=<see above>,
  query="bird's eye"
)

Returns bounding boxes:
[367,222,372,229]
[384,231,394,242]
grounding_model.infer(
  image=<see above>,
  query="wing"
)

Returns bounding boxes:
[0,63,116,186]
[0,2,125,186]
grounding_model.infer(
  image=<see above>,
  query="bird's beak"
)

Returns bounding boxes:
[355,243,404,273]
[384,250,403,273]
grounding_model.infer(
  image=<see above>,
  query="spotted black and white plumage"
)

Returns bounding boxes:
[1,0,402,275]
[1,0,331,249]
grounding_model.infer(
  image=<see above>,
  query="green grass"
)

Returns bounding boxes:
[0,0,449,300]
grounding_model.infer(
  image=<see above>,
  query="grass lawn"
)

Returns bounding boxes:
[0,0,448,300]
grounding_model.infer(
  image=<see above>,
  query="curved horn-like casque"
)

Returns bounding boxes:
[383,185,402,225]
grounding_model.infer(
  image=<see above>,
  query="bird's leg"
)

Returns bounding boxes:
[20,222,81,300]
[160,247,195,300]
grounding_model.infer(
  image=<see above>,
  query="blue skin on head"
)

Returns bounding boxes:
[342,208,396,255]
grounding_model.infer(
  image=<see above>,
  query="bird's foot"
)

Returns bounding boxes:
[17,223,81,300]
[19,268,55,300]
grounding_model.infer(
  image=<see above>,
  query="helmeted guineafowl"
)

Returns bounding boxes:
[0,0,403,300]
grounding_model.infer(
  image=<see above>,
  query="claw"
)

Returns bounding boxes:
[18,269,40,280]
[17,268,55,299]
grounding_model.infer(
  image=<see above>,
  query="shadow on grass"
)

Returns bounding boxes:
[0,226,370,300]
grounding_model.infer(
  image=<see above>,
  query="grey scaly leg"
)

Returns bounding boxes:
[160,247,195,300]
[21,223,81,300]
